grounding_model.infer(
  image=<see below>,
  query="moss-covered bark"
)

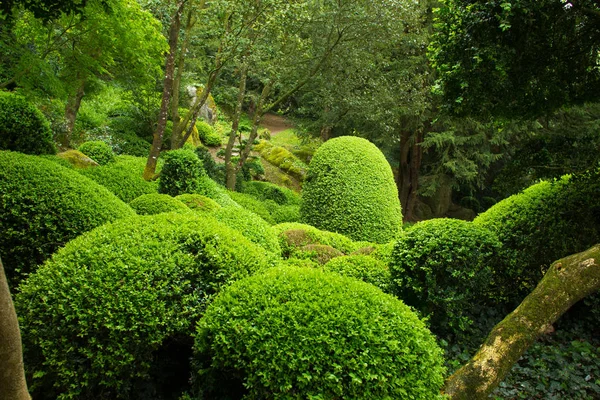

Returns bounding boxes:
[443,244,600,399]
[0,256,30,400]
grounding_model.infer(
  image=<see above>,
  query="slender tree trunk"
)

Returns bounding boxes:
[0,256,31,400]
[443,245,600,399]
[64,79,86,146]
[176,71,218,148]
[225,64,248,190]
[143,0,186,180]
[170,6,197,149]
[397,129,423,221]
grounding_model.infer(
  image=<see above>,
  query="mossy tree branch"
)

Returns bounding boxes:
[443,244,600,399]
[0,256,30,400]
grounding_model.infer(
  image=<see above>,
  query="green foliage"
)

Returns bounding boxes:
[241,180,301,206]
[0,151,135,284]
[0,91,55,155]
[196,120,221,147]
[390,218,502,335]
[323,255,391,293]
[195,146,222,183]
[16,213,275,400]
[194,266,446,400]
[474,172,600,302]
[227,191,276,224]
[254,140,307,181]
[79,155,159,203]
[227,189,301,225]
[213,206,281,255]
[129,193,190,216]
[273,222,362,257]
[78,140,115,165]
[301,136,402,243]
[158,149,206,197]
[295,243,343,265]
[175,194,221,213]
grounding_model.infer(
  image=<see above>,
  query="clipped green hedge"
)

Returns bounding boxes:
[16,213,275,400]
[213,206,281,255]
[194,266,445,400]
[474,171,600,302]
[78,140,115,165]
[175,193,221,213]
[0,91,55,155]
[300,136,402,243]
[0,151,135,284]
[196,120,221,147]
[228,190,301,225]
[390,218,502,335]
[273,222,363,257]
[158,149,206,196]
[254,140,307,181]
[323,255,391,293]
[80,155,160,202]
[241,180,301,206]
[129,193,190,215]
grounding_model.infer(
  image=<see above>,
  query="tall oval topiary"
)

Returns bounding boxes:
[0,151,135,285]
[300,136,402,243]
[0,91,55,155]
[16,213,275,400]
[194,266,445,400]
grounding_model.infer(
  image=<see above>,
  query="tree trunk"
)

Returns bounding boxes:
[143,0,185,180]
[225,64,248,191]
[64,79,86,146]
[443,244,600,399]
[176,71,218,149]
[397,129,423,221]
[170,6,196,149]
[0,256,31,400]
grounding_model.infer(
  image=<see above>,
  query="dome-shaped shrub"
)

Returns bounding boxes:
[79,155,160,203]
[474,172,600,302]
[0,151,135,284]
[241,180,301,205]
[323,255,391,292]
[300,136,402,243]
[78,140,115,165]
[0,91,55,155]
[390,218,502,335]
[16,213,275,400]
[197,120,221,147]
[213,206,281,255]
[158,149,206,196]
[273,222,362,257]
[194,266,445,400]
[129,193,190,215]
[176,193,221,212]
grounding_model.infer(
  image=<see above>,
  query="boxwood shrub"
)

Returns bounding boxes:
[129,193,190,215]
[323,255,391,293]
[196,120,222,147]
[158,149,206,196]
[194,266,445,400]
[474,171,600,303]
[0,151,135,284]
[78,140,115,165]
[176,193,221,213]
[241,180,301,206]
[16,213,275,400]
[0,91,55,155]
[300,136,402,243]
[273,222,362,257]
[213,206,281,255]
[390,218,502,335]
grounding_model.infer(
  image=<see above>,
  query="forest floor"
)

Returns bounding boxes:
[260,113,293,135]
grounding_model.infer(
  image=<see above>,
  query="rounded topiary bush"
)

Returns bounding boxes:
[323,255,391,293]
[79,155,160,203]
[390,218,502,335]
[474,172,600,303]
[78,140,115,165]
[0,91,55,155]
[0,151,135,284]
[129,193,190,215]
[194,266,446,400]
[16,213,275,400]
[158,149,206,196]
[213,206,281,255]
[197,120,221,147]
[176,193,221,213]
[273,222,361,257]
[300,136,402,243]
[227,190,276,224]
[242,180,301,206]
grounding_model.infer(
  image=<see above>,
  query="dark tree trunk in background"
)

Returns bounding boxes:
[397,129,423,221]
[0,256,31,400]
[64,79,86,145]
[443,245,600,399]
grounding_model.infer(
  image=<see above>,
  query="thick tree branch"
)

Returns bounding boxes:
[443,244,600,399]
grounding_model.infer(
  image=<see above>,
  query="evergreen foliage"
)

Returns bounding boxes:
[194,266,446,400]
[77,140,115,165]
[323,255,391,293]
[390,218,502,335]
[158,149,206,197]
[241,180,301,206]
[175,193,221,213]
[196,120,221,147]
[0,151,135,285]
[273,222,362,257]
[0,91,55,155]
[129,193,190,215]
[300,136,402,243]
[16,213,274,400]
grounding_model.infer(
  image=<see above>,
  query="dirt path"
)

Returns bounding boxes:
[260,113,293,134]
